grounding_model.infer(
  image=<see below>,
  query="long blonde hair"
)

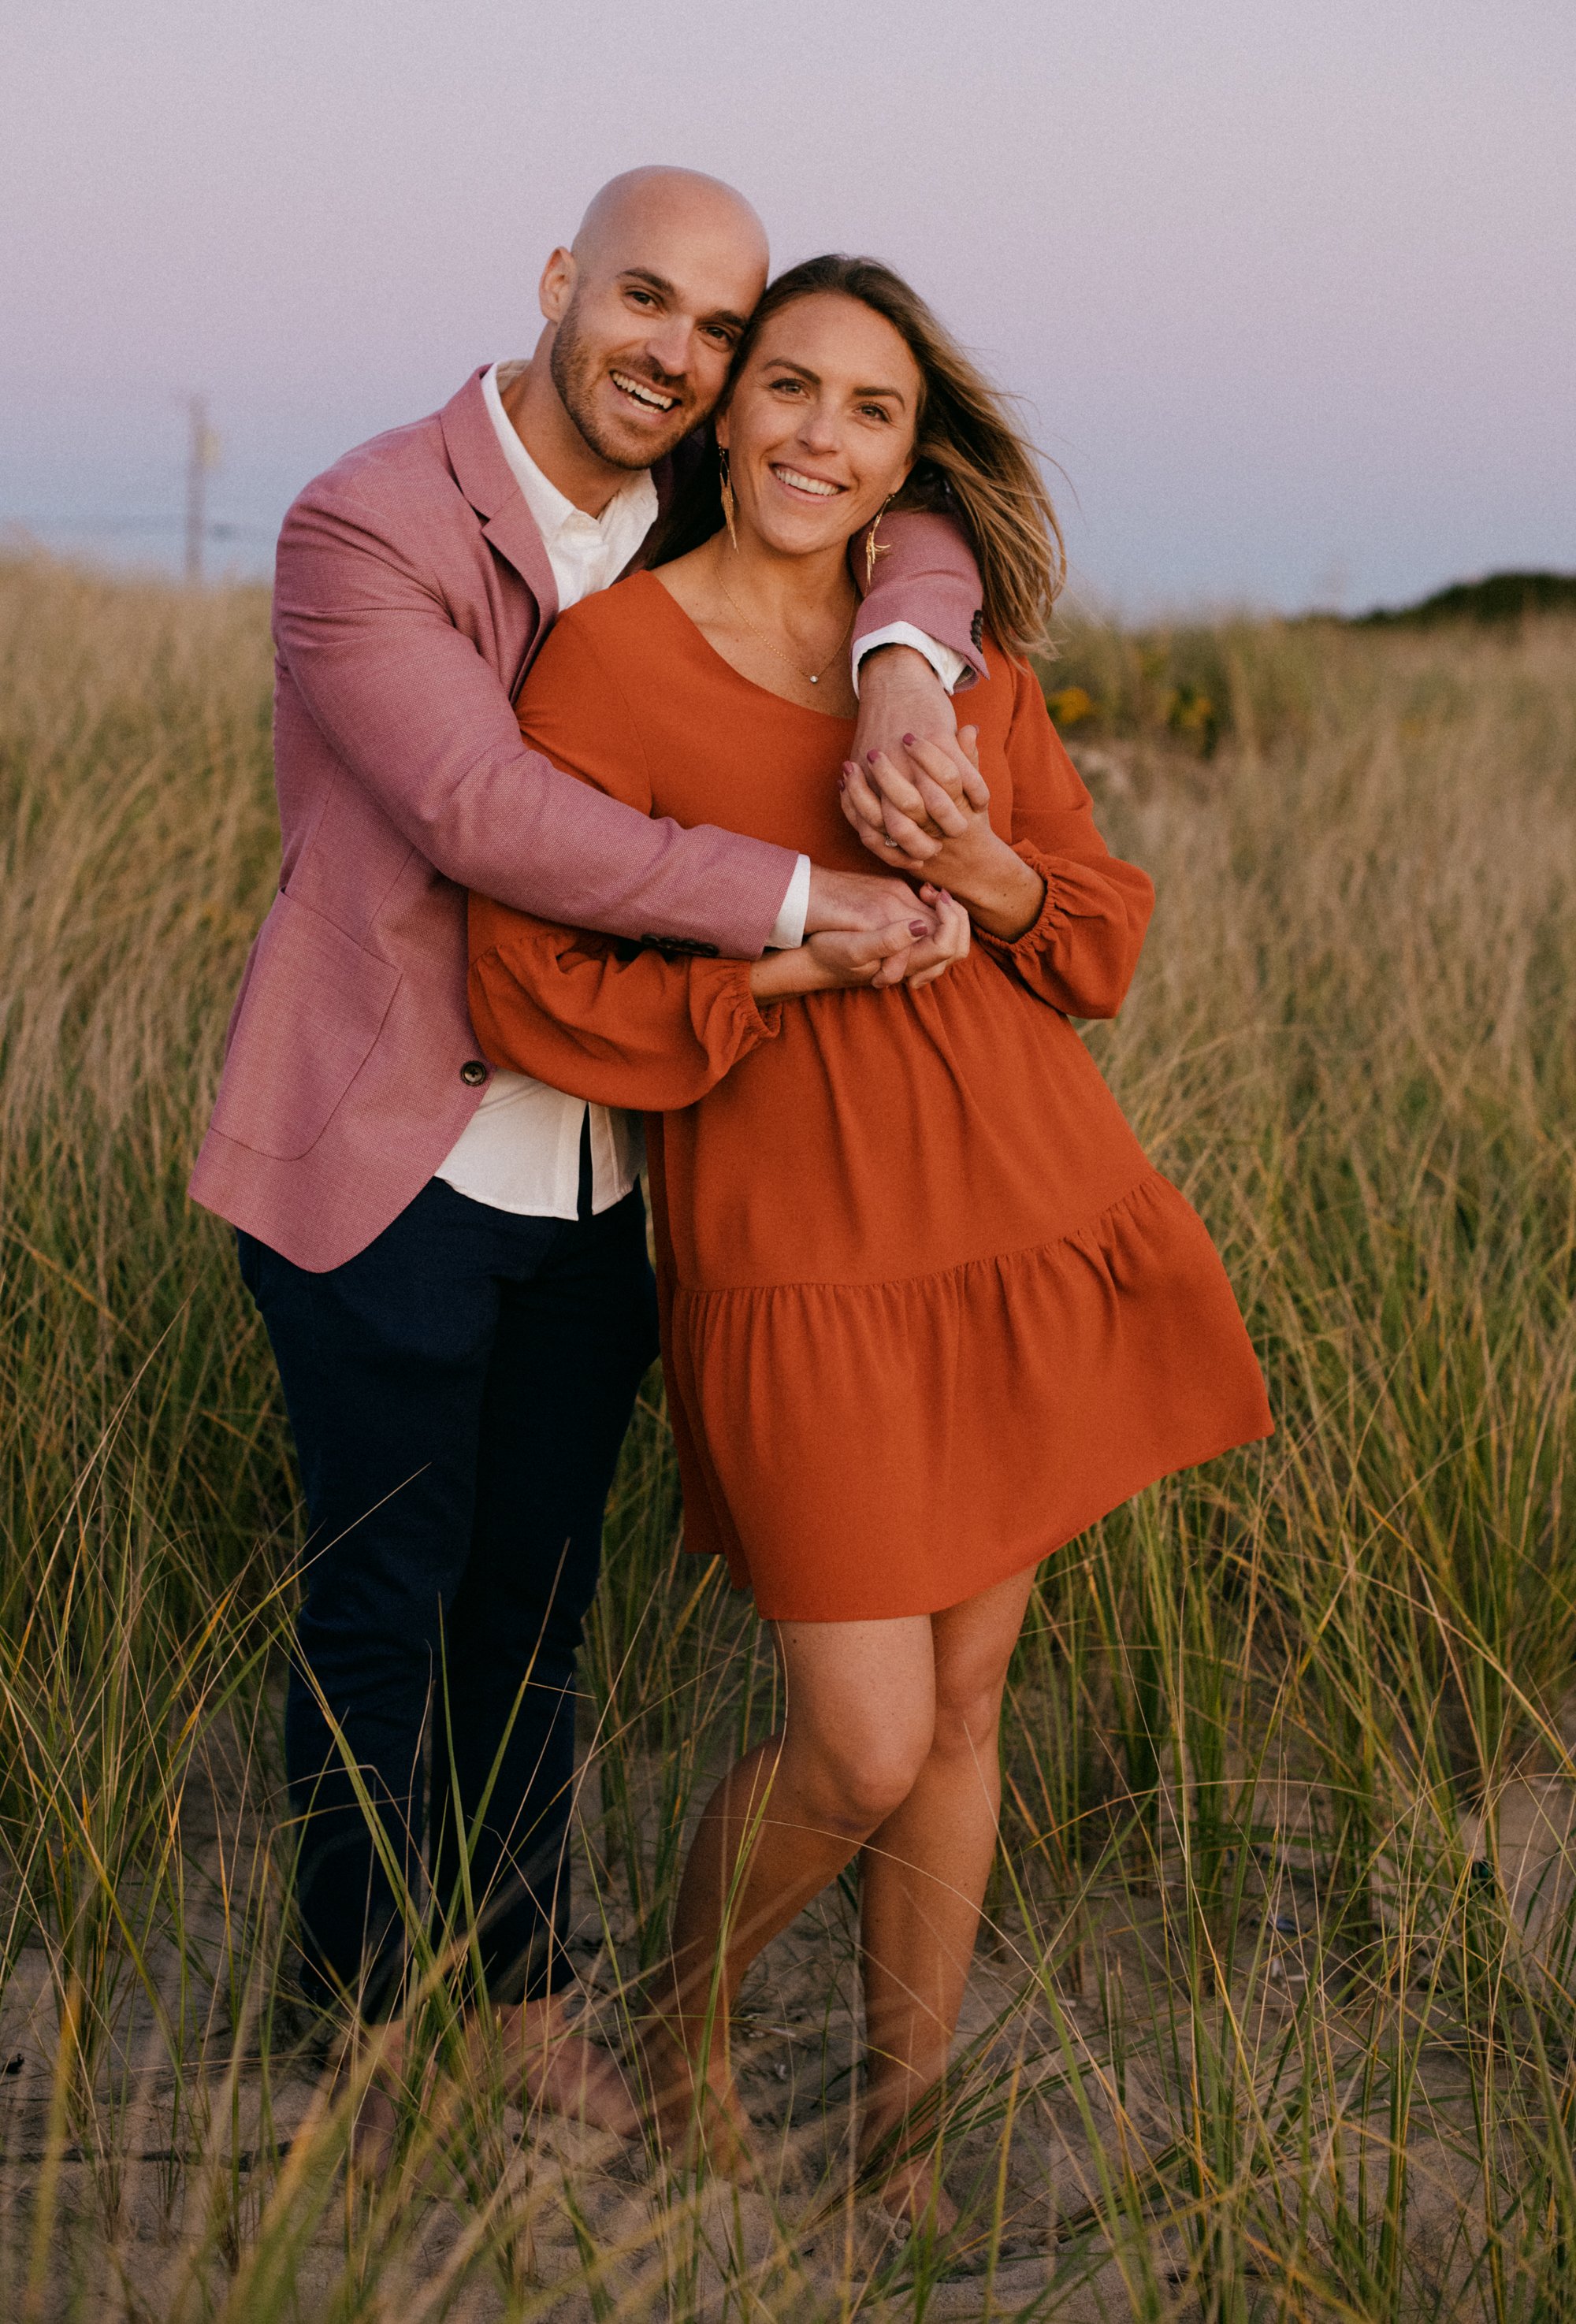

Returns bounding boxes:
[651,254,1065,655]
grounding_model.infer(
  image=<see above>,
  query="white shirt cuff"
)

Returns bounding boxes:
[852,622,968,698]
[767,853,812,951]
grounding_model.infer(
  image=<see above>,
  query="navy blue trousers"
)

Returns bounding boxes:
[238,1175,658,2018]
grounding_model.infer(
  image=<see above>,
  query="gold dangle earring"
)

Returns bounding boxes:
[865,494,894,589]
[718,448,739,551]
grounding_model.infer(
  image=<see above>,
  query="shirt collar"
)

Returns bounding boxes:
[481,361,657,550]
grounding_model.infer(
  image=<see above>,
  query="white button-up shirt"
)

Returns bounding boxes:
[434,365,663,1219]
[436,358,959,1220]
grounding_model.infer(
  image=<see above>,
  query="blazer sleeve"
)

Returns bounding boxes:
[853,509,987,689]
[974,661,1155,1019]
[467,614,782,1107]
[271,477,797,955]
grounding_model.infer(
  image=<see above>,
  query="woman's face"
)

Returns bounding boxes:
[716,292,921,559]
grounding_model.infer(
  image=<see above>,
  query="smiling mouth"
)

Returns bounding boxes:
[770,463,843,499]
[610,369,678,414]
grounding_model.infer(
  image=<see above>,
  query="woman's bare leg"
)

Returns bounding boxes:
[857,1565,1039,2223]
[643,1614,938,2153]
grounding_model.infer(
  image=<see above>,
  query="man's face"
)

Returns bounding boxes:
[542,209,768,471]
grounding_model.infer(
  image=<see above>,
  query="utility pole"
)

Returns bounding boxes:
[184,395,219,585]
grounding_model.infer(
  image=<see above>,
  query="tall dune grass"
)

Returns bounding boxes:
[0,552,1572,2319]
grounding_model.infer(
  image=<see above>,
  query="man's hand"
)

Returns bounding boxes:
[804,865,933,940]
[752,890,971,1000]
[800,865,969,989]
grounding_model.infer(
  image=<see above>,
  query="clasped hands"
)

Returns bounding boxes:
[748,649,1043,1004]
[750,726,1039,1003]
[748,730,982,1005]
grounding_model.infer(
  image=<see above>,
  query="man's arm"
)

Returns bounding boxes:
[832,508,987,891]
[274,481,798,954]
[853,507,985,689]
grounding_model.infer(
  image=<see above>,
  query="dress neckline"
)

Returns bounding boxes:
[632,570,859,729]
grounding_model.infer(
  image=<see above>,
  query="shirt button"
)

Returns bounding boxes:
[459,1059,488,1086]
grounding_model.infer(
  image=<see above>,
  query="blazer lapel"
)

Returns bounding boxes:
[438,370,558,622]
[482,498,559,628]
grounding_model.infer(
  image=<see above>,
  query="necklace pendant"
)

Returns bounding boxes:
[810,674,818,684]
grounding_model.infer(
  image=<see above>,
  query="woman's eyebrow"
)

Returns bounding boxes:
[764,358,907,405]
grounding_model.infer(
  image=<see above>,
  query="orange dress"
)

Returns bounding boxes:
[468,572,1271,1621]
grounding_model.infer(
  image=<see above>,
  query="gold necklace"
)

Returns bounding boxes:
[716,566,855,688]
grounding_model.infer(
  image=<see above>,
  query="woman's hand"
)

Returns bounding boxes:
[840,729,1046,941]
[750,889,971,1000]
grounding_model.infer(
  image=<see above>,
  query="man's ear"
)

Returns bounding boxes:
[538,247,577,325]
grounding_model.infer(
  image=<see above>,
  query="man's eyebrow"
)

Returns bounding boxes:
[763,357,909,404]
[619,267,749,333]
[619,267,678,301]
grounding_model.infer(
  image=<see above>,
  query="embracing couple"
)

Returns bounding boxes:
[192,166,1269,2221]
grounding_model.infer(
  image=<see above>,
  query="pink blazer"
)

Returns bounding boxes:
[188,369,986,1273]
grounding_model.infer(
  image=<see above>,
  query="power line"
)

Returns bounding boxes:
[3,514,269,540]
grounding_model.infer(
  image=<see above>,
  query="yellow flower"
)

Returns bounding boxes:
[1046,685,1095,728]
[1167,687,1215,736]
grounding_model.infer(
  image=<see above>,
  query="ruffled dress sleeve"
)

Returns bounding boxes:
[466,607,782,1107]
[976,662,1155,1019]
[468,909,780,1108]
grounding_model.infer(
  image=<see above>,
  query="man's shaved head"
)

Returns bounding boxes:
[571,167,768,282]
[524,165,772,484]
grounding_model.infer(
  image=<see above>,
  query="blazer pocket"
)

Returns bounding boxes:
[210,891,401,1160]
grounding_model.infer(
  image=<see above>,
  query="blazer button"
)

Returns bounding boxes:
[459,1059,489,1086]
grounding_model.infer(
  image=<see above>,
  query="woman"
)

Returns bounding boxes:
[467,256,1272,2222]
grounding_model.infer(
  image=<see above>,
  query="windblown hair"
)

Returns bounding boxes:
[649,254,1065,655]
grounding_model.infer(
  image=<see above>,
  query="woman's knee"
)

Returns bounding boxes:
[782,1714,931,1836]
[927,1576,1032,1764]
[929,1664,1010,1768]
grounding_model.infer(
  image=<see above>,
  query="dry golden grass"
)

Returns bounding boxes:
[0,552,1573,2320]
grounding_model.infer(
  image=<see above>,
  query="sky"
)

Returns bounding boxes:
[2,0,1573,614]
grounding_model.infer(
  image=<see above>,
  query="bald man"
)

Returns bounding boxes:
[193,167,986,2144]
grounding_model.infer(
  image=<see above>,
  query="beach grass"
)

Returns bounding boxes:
[0,551,1572,2319]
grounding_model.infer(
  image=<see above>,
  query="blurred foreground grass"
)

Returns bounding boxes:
[0,554,1573,2320]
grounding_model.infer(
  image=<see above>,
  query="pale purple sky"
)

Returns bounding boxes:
[3,0,1572,612]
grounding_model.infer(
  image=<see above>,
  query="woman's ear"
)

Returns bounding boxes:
[883,455,917,509]
[713,411,731,452]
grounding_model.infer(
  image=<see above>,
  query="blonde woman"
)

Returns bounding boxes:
[467,256,1271,2221]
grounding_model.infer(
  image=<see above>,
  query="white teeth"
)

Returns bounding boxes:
[611,369,676,411]
[772,465,839,496]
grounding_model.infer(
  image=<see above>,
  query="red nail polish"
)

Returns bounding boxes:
[838,774,847,789]
[901,732,916,747]
[866,750,879,764]
[909,920,928,937]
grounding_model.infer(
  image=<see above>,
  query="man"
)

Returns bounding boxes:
[191,166,985,2139]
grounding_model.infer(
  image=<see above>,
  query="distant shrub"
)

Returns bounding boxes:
[1356,570,1576,626]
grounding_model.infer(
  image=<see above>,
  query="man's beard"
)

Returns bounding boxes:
[549,293,692,470]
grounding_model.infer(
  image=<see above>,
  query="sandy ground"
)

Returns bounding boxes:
[2,1747,1570,2322]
